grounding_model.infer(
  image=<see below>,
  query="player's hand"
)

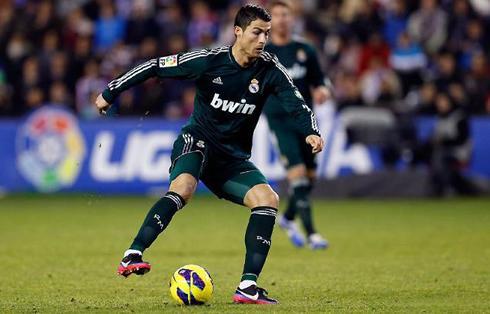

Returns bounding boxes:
[95,93,111,115]
[312,86,331,105]
[306,135,324,154]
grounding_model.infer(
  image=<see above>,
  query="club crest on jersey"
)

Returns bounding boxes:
[249,78,259,94]
[297,49,307,62]
[196,140,205,148]
[159,55,178,68]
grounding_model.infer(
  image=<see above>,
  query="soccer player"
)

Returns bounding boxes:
[264,0,331,250]
[95,4,323,305]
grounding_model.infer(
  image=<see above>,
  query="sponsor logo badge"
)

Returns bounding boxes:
[159,54,178,68]
[249,78,259,94]
[16,106,86,192]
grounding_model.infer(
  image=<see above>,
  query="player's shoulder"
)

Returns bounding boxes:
[259,51,284,72]
[259,51,292,81]
[259,51,279,64]
[179,46,230,64]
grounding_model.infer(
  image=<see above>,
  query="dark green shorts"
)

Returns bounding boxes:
[267,115,317,170]
[169,130,268,205]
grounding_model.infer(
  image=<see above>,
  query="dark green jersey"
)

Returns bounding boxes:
[263,37,325,117]
[102,45,319,159]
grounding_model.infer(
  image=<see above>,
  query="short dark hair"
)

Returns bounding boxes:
[234,4,271,30]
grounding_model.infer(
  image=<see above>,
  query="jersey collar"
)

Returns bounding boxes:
[229,45,259,68]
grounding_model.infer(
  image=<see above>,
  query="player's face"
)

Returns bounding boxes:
[236,19,271,58]
[270,5,293,36]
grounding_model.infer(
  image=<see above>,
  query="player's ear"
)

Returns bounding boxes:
[234,26,243,38]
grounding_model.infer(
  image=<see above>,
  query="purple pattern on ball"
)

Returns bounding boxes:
[192,272,206,290]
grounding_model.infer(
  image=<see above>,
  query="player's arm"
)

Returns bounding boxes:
[96,50,208,115]
[305,45,332,105]
[270,58,324,154]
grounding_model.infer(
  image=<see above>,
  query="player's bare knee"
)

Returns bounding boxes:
[287,164,307,182]
[245,184,279,208]
[262,190,279,208]
[169,173,197,203]
[307,169,316,181]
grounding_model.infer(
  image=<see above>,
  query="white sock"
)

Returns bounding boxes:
[124,249,142,258]
[239,280,256,289]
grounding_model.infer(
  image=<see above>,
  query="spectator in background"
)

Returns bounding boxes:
[71,36,93,79]
[25,86,44,111]
[94,1,126,52]
[408,0,447,54]
[39,30,60,74]
[5,31,31,68]
[390,31,427,95]
[157,34,194,115]
[382,0,409,48]
[76,59,107,119]
[48,51,74,93]
[0,2,16,54]
[434,52,463,93]
[1,0,490,121]
[339,0,366,24]
[459,19,487,70]
[125,2,158,46]
[446,0,475,53]
[15,56,42,114]
[464,52,490,114]
[406,80,437,114]
[156,3,187,43]
[430,93,475,196]
[347,0,383,43]
[334,72,364,111]
[358,33,391,75]
[335,36,361,75]
[165,34,187,56]
[63,7,94,49]
[132,37,167,116]
[359,56,401,107]
[187,1,219,49]
[165,86,196,119]
[486,95,490,114]
[469,0,490,17]
[49,81,72,108]
[0,67,12,116]
[217,3,242,46]
[99,41,134,78]
[30,1,60,47]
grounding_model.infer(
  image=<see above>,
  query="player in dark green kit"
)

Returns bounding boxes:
[264,0,331,250]
[95,4,323,305]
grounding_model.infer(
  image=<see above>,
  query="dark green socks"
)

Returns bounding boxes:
[241,206,277,282]
[129,191,185,252]
[284,178,316,235]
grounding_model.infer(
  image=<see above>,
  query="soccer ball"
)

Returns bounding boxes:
[169,264,214,305]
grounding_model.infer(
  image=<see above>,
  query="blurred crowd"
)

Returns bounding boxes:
[0,0,489,119]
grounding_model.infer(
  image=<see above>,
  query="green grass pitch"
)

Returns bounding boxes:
[1,195,489,313]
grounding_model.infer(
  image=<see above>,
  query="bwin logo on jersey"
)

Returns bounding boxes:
[210,93,256,115]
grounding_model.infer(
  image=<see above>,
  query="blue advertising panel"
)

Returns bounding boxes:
[0,106,489,194]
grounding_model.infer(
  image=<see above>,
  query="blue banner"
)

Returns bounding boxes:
[0,106,489,194]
